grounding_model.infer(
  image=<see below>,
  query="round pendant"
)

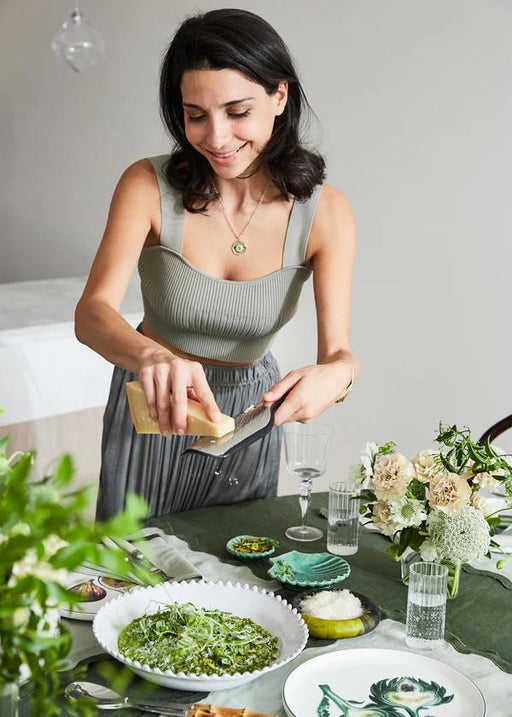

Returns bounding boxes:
[231,240,247,256]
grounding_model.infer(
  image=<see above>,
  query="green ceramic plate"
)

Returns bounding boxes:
[290,589,381,639]
[226,535,279,559]
[267,551,350,587]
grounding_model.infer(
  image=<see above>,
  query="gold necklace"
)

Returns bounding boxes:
[216,180,271,256]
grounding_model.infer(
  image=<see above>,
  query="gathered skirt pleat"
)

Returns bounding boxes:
[95,352,281,520]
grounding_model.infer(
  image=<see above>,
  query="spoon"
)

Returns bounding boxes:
[64,681,191,715]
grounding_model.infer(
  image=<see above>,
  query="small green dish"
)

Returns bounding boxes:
[291,589,381,639]
[226,535,279,560]
[267,551,351,587]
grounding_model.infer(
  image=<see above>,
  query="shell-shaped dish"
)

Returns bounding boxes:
[93,579,308,691]
[267,551,351,587]
[226,535,278,559]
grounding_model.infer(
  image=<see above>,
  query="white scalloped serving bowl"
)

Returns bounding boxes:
[92,579,308,691]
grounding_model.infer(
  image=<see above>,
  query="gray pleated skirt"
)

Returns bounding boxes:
[95,351,282,520]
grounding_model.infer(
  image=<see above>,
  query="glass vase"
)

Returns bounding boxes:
[400,547,422,584]
[0,682,19,717]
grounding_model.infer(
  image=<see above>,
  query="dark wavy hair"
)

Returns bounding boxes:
[159,8,325,212]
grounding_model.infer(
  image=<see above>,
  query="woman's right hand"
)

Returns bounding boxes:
[138,348,222,436]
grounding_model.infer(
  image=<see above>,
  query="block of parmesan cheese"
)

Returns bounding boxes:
[125,381,235,437]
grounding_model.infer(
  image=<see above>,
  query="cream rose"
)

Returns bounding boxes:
[459,459,499,487]
[412,450,442,483]
[371,500,399,537]
[371,453,415,501]
[471,471,499,488]
[426,470,471,516]
[471,492,492,516]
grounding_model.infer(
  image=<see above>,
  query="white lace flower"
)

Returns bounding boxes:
[425,505,490,563]
[419,540,439,562]
[389,496,428,529]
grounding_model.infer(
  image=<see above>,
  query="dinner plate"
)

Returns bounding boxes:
[59,570,138,621]
[282,648,486,716]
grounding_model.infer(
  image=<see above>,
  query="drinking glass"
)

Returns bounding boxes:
[327,481,360,555]
[406,562,448,650]
[283,422,331,542]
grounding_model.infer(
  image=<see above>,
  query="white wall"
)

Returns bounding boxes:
[1,0,511,492]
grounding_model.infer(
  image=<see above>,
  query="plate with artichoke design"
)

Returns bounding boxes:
[283,648,485,716]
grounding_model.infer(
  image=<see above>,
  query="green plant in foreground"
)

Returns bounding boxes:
[0,435,157,715]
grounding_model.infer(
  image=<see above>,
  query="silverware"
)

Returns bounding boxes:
[102,536,170,581]
[76,562,141,583]
[64,681,191,715]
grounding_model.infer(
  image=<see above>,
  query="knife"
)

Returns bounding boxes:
[183,392,288,459]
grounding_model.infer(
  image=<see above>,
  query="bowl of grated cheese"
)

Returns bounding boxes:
[292,588,381,639]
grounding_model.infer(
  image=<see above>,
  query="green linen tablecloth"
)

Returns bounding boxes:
[146,492,512,674]
[43,492,512,717]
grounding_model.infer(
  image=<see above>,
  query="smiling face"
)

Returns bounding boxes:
[181,68,287,179]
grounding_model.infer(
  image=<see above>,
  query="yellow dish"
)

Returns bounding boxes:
[292,590,381,640]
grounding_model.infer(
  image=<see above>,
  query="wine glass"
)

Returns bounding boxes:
[283,422,331,541]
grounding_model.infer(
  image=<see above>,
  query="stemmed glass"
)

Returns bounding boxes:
[283,422,331,542]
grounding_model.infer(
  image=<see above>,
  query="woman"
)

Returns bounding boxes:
[75,8,358,520]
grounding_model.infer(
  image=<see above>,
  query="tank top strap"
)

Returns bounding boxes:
[146,155,184,253]
[281,183,324,267]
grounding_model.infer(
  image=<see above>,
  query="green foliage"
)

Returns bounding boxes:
[407,479,427,501]
[358,489,377,503]
[0,435,154,715]
[377,441,397,456]
[435,423,512,501]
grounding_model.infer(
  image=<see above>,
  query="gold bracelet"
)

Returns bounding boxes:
[335,365,355,403]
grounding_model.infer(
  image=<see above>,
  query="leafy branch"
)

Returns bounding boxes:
[0,435,156,715]
[435,422,512,500]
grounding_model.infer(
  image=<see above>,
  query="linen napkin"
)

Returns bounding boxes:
[133,527,203,581]
[491,532,512,554]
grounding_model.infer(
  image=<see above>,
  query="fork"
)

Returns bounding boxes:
[101,536,170,581]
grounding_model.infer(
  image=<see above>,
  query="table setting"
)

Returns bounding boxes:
[3,421,512,717]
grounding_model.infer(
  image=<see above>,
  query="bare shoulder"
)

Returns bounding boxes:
[115,158,159,195]
[308,183,356,258]
[317,183,354,223]
[108,158,160,221]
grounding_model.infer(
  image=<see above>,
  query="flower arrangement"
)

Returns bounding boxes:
[0,433,156,716]
[355,424,512,597]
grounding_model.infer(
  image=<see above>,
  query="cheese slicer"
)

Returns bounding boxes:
[182,392,288,459]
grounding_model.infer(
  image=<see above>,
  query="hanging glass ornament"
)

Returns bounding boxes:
[51,7,105,73]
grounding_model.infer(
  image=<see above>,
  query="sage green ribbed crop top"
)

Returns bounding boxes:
[138,155,323,363]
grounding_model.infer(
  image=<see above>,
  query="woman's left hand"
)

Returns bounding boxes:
[262,361,354,425]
